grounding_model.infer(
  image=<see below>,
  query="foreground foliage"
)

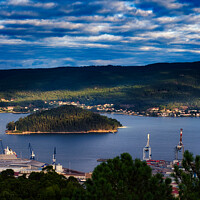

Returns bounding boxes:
[0,167,85,200]
[6,105,121,132]
[173,150,200,200]
[86,153,174,200]
[0,153,175,200]
[2,151,200,200]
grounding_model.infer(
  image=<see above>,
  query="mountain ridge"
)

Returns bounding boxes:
[0,61,200,110]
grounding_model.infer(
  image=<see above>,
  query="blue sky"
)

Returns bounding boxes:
[0,0,200,69]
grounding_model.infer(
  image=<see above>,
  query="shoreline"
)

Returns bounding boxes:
[2,111,199,118]
[101,112,200,118]
[6,129,118,135]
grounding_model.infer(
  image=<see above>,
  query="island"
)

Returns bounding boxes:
[6,105,122,134]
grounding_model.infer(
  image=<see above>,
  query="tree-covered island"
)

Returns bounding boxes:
[6,105,122,134]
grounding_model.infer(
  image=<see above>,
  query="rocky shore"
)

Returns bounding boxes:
[6,129,118,135]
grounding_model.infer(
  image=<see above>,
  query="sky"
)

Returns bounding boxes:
[0,0,200,69]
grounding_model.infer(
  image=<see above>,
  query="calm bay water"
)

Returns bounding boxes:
[0,113,199,172]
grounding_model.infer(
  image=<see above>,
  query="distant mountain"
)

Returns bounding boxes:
[6,105,122,134]
[0,61,200,110]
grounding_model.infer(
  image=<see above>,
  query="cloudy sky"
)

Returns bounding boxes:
[0,0,200,69]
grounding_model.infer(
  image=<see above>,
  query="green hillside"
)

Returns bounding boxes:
[1,61,200,110]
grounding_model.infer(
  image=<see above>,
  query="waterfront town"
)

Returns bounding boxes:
[1,98,200,117]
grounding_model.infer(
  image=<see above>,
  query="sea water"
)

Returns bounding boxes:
[0,113,199,172]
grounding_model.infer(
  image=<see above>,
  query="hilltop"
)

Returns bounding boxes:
[1,61,200,111]
[6,105,122,134]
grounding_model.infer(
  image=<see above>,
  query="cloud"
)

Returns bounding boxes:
[3,19,83,29]
[93,0,154,17]
[168,48,200,54]
[193,8,200,12]
[0,10,39,18]
[7,0,30,6]
[0,35,30,45]
[139,46,162,51]
[5,0,57,8]
[0,0,200,68]
[135,0,188,10]
[40,34,121,48]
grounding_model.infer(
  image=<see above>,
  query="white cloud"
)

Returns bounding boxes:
[178,24,200,34]
[132,9,153,17]
[5,0,56,8]
[84,34,122,42]
[62,57,74,62]
[7,0,30,5]
[156,16,180,23]
[67,15,125,23]
[83,23,111,34]
[33,2,56,9]
[135,0,188,10]
[2,19,84,30]
[93,0,153,17]
[41,35,111,48]
[0,35,30,44]
[139,46,162,51]
[168,48,200,54]
[76,56,153,66]
[1,10,38,17]
[120,20,158,31]
[193,8,200,13]
[140,31,179,39]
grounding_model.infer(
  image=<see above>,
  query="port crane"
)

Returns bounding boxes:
[0,139,4,154]
[175,128,184,160]
[28,143,35,160]
[143,134,152,160]
[52,147,56,166]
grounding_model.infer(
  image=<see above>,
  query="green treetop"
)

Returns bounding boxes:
[85,153,174,200]
[173,150,200,200]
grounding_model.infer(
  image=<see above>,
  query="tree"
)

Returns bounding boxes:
[1,169,14,179]
[173,150,200,200]
[85,153,174,200]
[6,121,15,131]
[42,165,55,173]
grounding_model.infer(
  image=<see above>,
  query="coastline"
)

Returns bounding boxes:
[1,111,200,118]
[8,113,200,118]
[6,129,118,135]
[101,111,200,118]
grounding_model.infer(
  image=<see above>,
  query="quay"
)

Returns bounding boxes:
[0,145,91,181]
[0,154,91,181]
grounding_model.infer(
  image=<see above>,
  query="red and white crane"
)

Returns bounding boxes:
[175,128,184,160]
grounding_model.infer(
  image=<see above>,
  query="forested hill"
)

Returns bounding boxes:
[0,61,199,91]
[1,61,200,110]
[6,105,122,133]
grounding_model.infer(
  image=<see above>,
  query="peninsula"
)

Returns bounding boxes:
[6,105,122,134]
